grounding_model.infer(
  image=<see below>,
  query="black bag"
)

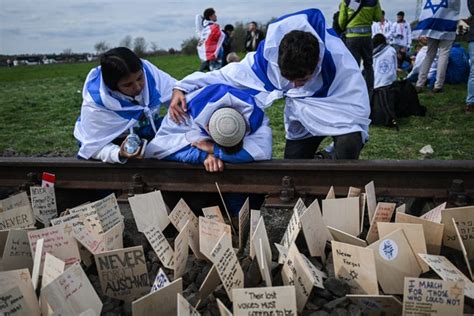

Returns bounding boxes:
[370,80,427,129]
[333,1,365,37]
[370,86,399,128]
[391,80,427,118]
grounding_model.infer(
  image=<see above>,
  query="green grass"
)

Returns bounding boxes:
[0,55,473,159]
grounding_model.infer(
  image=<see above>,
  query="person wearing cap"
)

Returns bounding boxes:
[169,9,370,160]
[145,84,272,172]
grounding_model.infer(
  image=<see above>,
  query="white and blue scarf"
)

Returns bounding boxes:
[74,59,176,159]
[146,84,272,161]
[413,0,460,40]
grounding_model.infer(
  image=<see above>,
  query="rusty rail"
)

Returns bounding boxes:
[0,158,472,203]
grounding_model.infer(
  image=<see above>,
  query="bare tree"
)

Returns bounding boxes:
[150,41,159,53]
[133,37,148,57]
[120,35,133,49]
[94,41,109,55]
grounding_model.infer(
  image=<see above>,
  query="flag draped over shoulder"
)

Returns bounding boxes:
[74,60,176,159]
[197,20,225,62]
[413,0,461,40]
[146,84,272,161]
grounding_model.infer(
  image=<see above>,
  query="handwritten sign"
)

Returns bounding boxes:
[452,219,473,280]
[418,254,474,299]
[300,199,332,262]
[365,181,377,222]
[202,206,225,224]
[332,241,379,295]
[75,221,124,255]
[174,220,190,280]
[359,193,367,235]
[30,186,57,226]
[0,286,34,316]
[28,223,81,268]
[249,209,261,259]
[0,269,40,316]
[0,206,35,230]
[328,226,367,247]
[252,217,273,287]
[177,293,200,316]
[441,205,474,260]
[90,193,122,232]
[143,226,174,269]
[169,198,205,260]
[420,202,446,223]
[397,204,406,214]
[280,207,301,248]
[40,253,65,316]
[377,222,429,272]
[238,197,250,251]
[31,238,43,289]
[298,253,326,289]
[365,202,396,244]
[128,190,170,232]
[0,192,30,212]
[367,229,422,294]
[199,217,231,261]
[210,232,244,301]
[232,286,297,316]
[132,278,182,315]
[396,212,444,255]
[348,186,361,198]
[42,262,102,315]
[403,277,464,315]
[94,245,149,301]
[281,243,314,311]
[347,294,402,315]
[2,229,33,271]
[323,197,360,237]
[326,186,335,199]
[150,268,170,293]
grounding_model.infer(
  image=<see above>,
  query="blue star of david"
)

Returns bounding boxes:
[424,0,449,14]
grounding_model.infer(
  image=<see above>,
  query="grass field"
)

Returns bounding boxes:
[0,55,473,159]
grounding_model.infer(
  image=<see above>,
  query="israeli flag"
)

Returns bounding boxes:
[413,0,461,40]
[146,84,272,161]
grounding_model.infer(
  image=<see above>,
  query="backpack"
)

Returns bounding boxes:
[370,80,426,129]
[333,0,365,36]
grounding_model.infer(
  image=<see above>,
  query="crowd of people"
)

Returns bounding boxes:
[73,0,471,172]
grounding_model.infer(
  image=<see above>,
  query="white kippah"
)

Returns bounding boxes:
[209,107,246,148]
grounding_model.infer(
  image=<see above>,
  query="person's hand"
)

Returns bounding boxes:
[169,89,188,124]
[119,140,143,159]
[203,154,224,172]
[192,140,215,154]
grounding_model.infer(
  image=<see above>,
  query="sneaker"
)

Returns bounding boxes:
[432,87,443,93]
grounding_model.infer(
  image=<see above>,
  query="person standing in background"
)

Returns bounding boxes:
[245,21,265,52]
[413,0,460,93]
[372,10,392,42]
[391,11,412,52]
[196,8,225,72]
[222,24,235,67]
[466,0,474,112]
[339,0,383,94]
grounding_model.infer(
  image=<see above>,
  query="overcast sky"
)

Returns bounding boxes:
[0,0,469,55]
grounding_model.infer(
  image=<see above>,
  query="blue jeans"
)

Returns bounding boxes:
[467,42,474,104]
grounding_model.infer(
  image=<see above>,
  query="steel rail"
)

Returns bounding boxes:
[0,158,472,201]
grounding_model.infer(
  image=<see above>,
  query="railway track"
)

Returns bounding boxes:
[0,157,472,207]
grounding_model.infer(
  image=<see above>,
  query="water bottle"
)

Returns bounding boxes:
[124,133,141,154]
